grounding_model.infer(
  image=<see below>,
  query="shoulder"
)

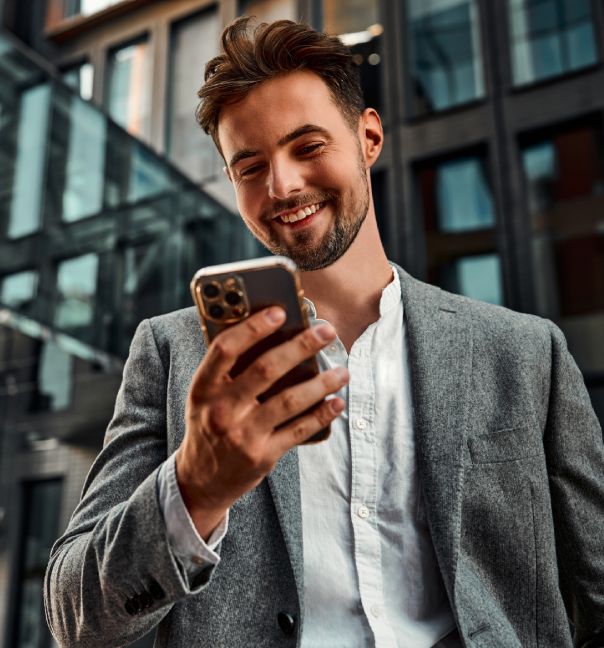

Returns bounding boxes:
[146,306,201,342]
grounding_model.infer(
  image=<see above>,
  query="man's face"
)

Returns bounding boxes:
[217,71,370,271]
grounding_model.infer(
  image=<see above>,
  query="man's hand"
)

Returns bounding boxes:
[175,306,349,540]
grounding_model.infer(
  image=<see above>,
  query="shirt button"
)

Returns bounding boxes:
[191,555,205,566]
[357,505,370,519]
[328,344,338,353]
[370,604,381,618]
[355,418,366,430]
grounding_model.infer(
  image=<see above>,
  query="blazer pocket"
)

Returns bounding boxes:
[468,426,543,464]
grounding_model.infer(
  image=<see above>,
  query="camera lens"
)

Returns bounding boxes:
[203,282,220,299]
[209,304,224,319]
[225,291,242,306]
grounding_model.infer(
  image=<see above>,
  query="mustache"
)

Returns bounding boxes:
[261,191,338,223]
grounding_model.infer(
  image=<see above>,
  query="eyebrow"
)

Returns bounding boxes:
[228,124,330,169]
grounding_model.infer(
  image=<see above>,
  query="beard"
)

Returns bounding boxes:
[258,158,370,271]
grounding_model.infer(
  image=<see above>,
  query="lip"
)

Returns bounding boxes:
[273,202,326,229]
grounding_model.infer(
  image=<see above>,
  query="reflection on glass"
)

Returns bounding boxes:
[65,0,122,18]
[106,38,152,141]
[37,342,72,411]
[407,0,485,114]
[54,253,99,329]
[521,124,604,373]
[1,271,37,308]
[441,254,503,304]
[168,9,220,182]
[238,0,297,22]
[436,158,495,231]
[128,145,173,203]
[8,84,51,238]
[62,62,94,101]
[323,0,383,113]
[509,0,597,86]
[14,480,62,648]
[63,99,106,221]
[418,153,502,304]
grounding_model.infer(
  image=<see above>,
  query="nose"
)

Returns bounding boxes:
[267,157,304,200]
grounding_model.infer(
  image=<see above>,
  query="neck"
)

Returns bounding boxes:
[300,209,393,350]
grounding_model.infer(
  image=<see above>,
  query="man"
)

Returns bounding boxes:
[45,17,604,648]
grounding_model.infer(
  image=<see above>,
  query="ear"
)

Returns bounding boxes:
[358,108,383,169]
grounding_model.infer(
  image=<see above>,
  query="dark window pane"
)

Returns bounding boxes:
[407,0,485,115]
[521,123,604,375]
[509,0,597,86]
[65,0,123,18]
[167,9,220,182]
[417,153,502,303]
[106,38,152,142]
[13,480,62,648]
[324,0,383,113]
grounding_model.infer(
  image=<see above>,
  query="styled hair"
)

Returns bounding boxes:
[196,17,365,156]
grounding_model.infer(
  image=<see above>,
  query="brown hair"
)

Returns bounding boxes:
[196,17,365,156]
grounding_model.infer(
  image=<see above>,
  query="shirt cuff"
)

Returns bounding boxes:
[157,452,229,579]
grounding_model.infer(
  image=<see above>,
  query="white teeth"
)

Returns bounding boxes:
[279,202,322,223]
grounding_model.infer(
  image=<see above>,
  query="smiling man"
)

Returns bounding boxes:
[45,17,604,648]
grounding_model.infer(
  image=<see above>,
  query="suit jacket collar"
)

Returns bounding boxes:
[266,265,473,611]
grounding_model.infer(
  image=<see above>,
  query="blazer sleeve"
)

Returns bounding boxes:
[544,321,604,647]
[44,319,214,648]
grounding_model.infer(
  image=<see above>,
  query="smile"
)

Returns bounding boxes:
[275,202,325,224]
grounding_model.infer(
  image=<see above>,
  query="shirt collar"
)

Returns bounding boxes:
[304,264,401,321]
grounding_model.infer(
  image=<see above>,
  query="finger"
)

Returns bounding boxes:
[256,366,349,431]
[270,396,346,454]
[234,322,338,401]
[194,307,286,392]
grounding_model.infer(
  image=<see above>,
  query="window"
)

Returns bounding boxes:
[61,98,106,221]
[417,154,503,304]
[509,0,597,86]
[8,84,51,238]
[64,0,123,18]
[54,253,99,329]
[521,122,604,375]
[167,9,220,182]
[62,61,94,101]
[12,480,62,648]
[323,0,383,114]
[406,0,485,115]
[106,37,152,141]
[238,0,297,22]
[34,342,73,412]
[1,271,38,309]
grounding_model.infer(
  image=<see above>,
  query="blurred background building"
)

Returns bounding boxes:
[0,0,602,646]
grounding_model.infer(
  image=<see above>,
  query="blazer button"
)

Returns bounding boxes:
[277,611,296,636]
[149,579,165,601]
[140,591,153,609]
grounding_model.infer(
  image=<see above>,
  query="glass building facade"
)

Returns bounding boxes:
[1,0,603,645]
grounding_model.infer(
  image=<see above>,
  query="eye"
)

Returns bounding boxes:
[298,142,324,156]
[239,163,264,178]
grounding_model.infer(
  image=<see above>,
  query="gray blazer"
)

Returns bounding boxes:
[44,266,604,648]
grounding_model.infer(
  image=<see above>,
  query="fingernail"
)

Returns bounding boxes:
[330,398,345,414]
[265,307,285,323]
[313,323,335,342]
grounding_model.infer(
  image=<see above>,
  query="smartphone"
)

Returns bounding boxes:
[190,256,330,444]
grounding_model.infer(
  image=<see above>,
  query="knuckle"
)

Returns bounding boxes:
[281,390,301,415]
[253,357,275,382]
[298,331,317,353]
[211,337,233,361]
[246,315,265,336]
[291,420,308,443]
[323,371,341,392]
[315,403,333,428]
[206,400,231,436]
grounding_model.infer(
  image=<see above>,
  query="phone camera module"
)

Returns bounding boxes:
[209,304,225,319]
[225,290,243,306]
[203,282,221,299]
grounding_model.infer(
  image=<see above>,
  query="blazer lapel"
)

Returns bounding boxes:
[267,448,304,608]
[396,266,473,603]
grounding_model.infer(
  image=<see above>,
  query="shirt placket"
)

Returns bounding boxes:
[348,329,398,648]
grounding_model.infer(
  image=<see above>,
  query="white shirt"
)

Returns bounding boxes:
[158,267,456,646]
